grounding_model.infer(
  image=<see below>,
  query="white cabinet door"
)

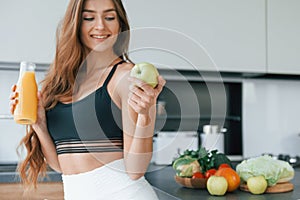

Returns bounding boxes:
[0,0,69,64]
[123,0,266,73]
[0,70,25,163]
[0,119,25,163]
[267,0,300,75]
[0,69,45,163]
[243,79,300,157]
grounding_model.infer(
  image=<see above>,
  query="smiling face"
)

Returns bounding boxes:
[80,0,120,53]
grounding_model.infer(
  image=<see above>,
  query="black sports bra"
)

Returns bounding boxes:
[46,60,125,154]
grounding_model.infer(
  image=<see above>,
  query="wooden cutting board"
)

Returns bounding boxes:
[240,182,294,193]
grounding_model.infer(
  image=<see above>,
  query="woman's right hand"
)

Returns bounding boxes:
[9,85,18,115]
[9,84,47,133]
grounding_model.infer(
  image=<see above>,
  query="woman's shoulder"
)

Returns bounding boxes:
[112,60,134,100]
[118,60,134,72]
[114,60,134,79]
[113,60,133,86]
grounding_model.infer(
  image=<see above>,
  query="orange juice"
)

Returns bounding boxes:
[14,62,38,125]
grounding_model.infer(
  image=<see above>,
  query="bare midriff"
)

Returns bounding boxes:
[58,152,123,175]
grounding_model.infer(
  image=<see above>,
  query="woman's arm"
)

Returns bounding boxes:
[32,92,61,172]
[33,126,61,173]
[119,72,165,180]
[10,87,61,173]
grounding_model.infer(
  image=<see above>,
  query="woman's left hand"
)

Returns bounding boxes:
[128,75,166,115]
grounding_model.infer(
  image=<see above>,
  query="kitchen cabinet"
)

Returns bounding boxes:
[0,120,25,163]
[0,0,68,64]
[123,0,266,73]
[0,70,21,114]
[0,69,45,163]
[242,79,300,158]
[0,70,23,163]
[267,0,300,75]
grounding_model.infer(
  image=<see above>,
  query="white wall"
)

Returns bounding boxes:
[0,0,68,63]
[243,79,300,158]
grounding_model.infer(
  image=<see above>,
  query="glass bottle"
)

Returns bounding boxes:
[14,61,38,125]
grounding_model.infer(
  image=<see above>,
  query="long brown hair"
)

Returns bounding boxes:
[18,0,131,188]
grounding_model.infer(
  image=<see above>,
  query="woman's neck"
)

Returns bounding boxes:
[72,50,122,102]
[85,50,120,72]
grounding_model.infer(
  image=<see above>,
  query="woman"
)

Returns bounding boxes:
[10,0,165,199]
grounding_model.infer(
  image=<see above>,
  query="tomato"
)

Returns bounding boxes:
[192,172,205,179]
[205,169,217,179]
[218,163,231,169]
[215,168,240,192]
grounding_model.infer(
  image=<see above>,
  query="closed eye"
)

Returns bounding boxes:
[105,16,115,21]
[83,17,94,21]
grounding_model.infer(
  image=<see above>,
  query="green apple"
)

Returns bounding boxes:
[207,176,228,196]
[130,62,159,88]
[247,176,268,195]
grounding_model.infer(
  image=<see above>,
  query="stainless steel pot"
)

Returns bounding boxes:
[200,125,227,153]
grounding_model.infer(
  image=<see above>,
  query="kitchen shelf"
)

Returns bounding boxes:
[156,115,241,121]
[0,114,13,120]
[0,61,49,72]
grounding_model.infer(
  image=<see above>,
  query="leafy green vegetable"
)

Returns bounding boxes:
[197,149,231,173]
[172,156,200,177]
[214,153,232,169]
[236,155,295,186]
[172,147,232,176]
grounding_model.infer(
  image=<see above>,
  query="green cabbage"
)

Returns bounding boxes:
[236,155,294,186]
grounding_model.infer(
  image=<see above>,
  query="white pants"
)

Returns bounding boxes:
[62,159,158,200]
